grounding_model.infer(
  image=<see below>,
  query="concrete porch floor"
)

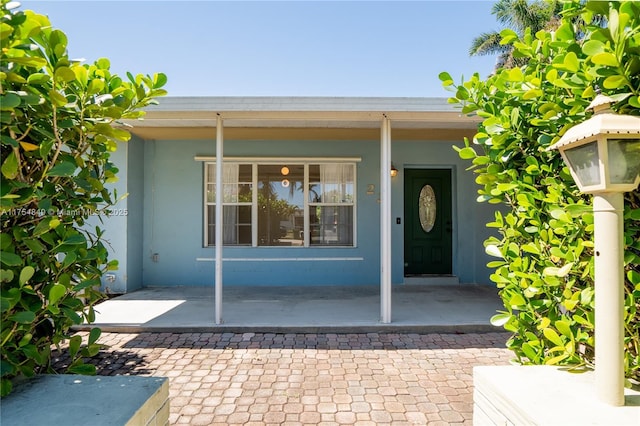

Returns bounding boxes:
[78,284,504,333]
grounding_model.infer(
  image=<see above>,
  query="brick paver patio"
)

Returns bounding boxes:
[54,332,512,425]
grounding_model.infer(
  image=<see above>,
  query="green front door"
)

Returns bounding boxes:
[404,169,453,275]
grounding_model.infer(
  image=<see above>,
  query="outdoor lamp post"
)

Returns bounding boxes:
[548,93,640,406]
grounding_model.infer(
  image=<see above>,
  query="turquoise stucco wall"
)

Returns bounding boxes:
[92,141,128,293]
[93,137,145,293]
[132,136,496,287]
[391,140,496,285]
[126,136,144,292]
[142,138,381,286]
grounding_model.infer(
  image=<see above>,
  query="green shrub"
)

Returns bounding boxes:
[0,2,166,395]
[441,0,639,381]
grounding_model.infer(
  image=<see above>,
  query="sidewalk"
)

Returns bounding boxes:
[53,331,513,425]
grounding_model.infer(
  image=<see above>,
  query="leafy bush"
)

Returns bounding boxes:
[0,2,166,395]
[441,0,639,381]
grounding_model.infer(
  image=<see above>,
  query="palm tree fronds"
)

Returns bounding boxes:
[472,0,563,70]
[469,31,510,57]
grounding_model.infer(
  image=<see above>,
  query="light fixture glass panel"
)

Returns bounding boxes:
[608,139,640,184]
[564,141,601,187]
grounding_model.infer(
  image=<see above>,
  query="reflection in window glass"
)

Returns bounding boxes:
[308,164,354,203]
[207,205,252,245]
[206,164,252,203]
[310,205,354,245]
[258,165,304,246]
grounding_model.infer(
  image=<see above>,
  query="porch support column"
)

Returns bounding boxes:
[380,115,392,323]
[215,114,223,325]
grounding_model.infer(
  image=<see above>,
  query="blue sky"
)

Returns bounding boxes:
[23,1,500,97]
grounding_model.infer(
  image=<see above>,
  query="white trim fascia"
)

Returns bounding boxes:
[196,257,364,262]
[122,97,482,130]
[144,96,457,112]
[195,156,362,162]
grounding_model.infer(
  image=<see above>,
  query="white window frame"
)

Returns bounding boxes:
[201,157,359,248]
[203,163,253,247]
[307,163,356,247]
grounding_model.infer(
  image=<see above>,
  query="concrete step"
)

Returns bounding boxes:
[403,275,460,285]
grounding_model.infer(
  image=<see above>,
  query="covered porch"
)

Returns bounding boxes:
[111,97,490,327]
[78,284,502,333]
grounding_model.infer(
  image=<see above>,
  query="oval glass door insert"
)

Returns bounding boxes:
[419,185,436,233]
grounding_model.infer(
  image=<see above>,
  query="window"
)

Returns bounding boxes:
[205,163,252,246]
[204,160,356,247]
[308,164,354,246]
[257,164,304,246]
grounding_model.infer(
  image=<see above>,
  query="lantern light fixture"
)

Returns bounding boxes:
[390,163,398,178]
[547,92,640,407]
[547,94,640,194]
